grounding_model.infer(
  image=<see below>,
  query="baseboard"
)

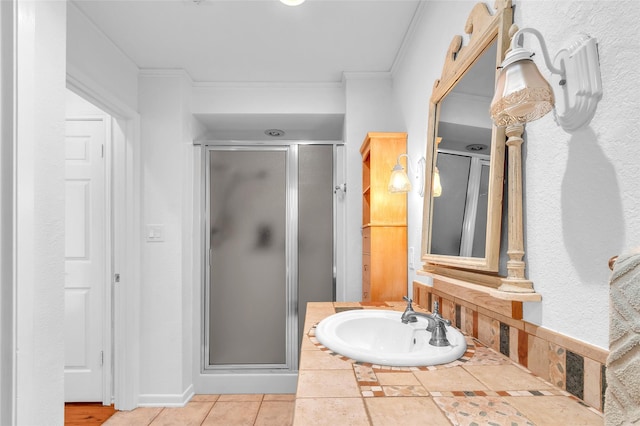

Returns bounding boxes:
[137,384,195,407]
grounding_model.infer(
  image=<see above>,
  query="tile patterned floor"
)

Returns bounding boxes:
[103,394,295,426]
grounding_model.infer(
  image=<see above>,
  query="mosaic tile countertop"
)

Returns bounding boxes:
[293,301,603,426]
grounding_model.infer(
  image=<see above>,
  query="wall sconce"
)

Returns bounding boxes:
[490,27,602,132]
[388,154,426,197]
[279,0,305,5]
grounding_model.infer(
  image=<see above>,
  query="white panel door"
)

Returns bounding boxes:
[64,118,106,402]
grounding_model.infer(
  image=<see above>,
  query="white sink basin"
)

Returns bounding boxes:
[315,309,467,367]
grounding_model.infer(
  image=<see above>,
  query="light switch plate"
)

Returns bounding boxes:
[146,224,165,242]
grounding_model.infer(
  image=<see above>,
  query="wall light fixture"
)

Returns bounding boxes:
[388,154,426,197]
[490,27,602,132]
[279,0,305,6]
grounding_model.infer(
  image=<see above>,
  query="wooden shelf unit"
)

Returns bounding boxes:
[360,132,408,302]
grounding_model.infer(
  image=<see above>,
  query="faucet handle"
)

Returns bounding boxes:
[401,296,417,323]
[431,301,451,326]
[403,296,414,309]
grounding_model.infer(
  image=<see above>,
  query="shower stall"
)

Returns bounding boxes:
[200,142,342,392]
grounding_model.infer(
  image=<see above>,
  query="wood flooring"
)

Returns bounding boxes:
[65,402,116,425]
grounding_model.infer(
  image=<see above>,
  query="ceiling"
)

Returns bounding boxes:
[71,0,422,140]
[72,0,422,84]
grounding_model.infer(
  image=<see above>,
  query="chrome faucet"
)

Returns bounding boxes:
[401,297,451,347]
[400,296,418,323]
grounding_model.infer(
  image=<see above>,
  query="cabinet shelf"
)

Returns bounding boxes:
[360,132,407,302]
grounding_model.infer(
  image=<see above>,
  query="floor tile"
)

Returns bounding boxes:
[365,396,450,426]
[254,401,294,426]
[583,357,603,410]
[296,369,360,398]
[376,371,421,386]
[433,396,534,426]
[382,385,429,397]
[414,366,488,391]
[353,364,377,383]
[263,394,296,401]
[217,394,264,402]
[464,364,554,390]
[103,407,162,425]
[300,334,317,351]
[293,398,369,426]
[527,334,550,381]
[191,394,220,402]
[149,402,213,426]
[299,348,354,370]
[464,346,511,366]
[201,401,260,426]
[505,396,603,425]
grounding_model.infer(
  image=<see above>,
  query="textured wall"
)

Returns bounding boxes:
[394,0,640,350]
[516,0,640,350]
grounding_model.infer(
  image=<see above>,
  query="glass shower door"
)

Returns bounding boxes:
[207,148,288,367]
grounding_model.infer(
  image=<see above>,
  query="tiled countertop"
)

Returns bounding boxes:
[293,301,603,426]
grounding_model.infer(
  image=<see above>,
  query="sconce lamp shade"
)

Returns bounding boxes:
[490,51,555,127]
[432,166,442,198]
[490,27,602,131]
[280,0,305,5]
[388,164,412,193]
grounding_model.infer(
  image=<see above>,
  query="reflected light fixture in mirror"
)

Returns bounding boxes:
[432,167,442,197]
[490,27,602,131]
[388,154,426,197]
[280,0,305,5]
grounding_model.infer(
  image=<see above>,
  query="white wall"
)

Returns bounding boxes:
[343,73,405,301]
[138,71,195,405]
[67,2,139,112]
[393,0,640,350]
[13,1,68,424]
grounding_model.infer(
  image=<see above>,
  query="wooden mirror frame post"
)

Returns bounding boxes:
[420,0,534,294]
[499,123,534,292]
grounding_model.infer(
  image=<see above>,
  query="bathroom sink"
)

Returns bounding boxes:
[315,309,467,367]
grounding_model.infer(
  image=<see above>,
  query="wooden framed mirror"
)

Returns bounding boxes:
[420,0,533,292]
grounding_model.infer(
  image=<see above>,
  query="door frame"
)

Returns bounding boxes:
[64,114,112,404]
[66,72,141,411]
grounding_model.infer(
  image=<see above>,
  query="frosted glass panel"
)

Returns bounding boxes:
[472,163,490,257]
[209,149,287,365]
[431,153,471,256]
[298,145,334,342]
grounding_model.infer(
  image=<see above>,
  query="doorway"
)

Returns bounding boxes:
[64,91,112,404]
[203,143,337,386]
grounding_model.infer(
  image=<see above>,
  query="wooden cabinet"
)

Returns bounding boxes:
[360,132,407,302]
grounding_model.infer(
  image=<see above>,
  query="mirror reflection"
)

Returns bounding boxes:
[429,42,497,259]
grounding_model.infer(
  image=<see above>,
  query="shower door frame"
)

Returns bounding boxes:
[201,141,343,376]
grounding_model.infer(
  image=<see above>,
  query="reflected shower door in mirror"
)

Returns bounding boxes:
[421,1,512,275]
[431,151,490,258]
